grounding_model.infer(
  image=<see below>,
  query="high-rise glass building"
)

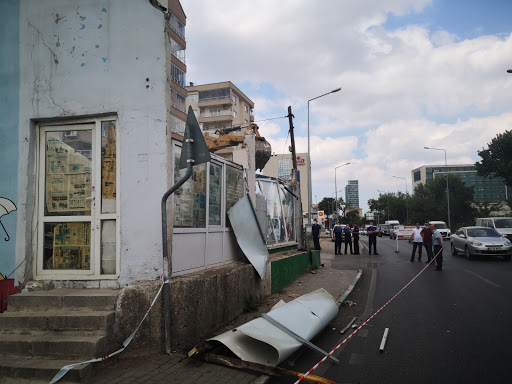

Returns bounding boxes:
[345,180,359,208]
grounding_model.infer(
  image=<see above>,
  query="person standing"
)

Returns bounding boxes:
[343,224,353,254]
[432,223,444,271]
[311,219,322,251]
[367,221,379,255]
[333,222,343,255]
[409,223,423,262]
[352,223,360,255]
[421,221,434,263]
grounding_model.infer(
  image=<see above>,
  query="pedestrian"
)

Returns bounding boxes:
[367,221,379,255]
[431,223,443,271]
[352,223,360,255]
[343,224,353,254]
[333,222,343,255]
[311,219,322,251]
[421,221,434,263]
[409,222,423,262]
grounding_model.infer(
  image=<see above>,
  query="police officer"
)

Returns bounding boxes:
[333,222,343,254]
[352,223,360,255]
[344,224,353,254]
[311,219,322,250]
[367,221,379,255]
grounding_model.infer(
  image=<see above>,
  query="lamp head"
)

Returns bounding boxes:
[332,87,342,93]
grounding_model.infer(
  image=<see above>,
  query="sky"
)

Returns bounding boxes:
[180,0,512,214]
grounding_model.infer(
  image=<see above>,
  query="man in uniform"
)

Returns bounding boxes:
[352,223,360,255]
[344,224,353,255]
[312,219,322,250]
[432,223,444,271]
[333,222,343,255]
[367,221,379,255]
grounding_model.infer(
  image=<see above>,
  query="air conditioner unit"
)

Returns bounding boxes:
[223,104,229,109]
[64,131,78,137]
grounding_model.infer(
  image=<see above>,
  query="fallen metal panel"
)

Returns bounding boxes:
[228,195,269,279]
[209,288,338,366]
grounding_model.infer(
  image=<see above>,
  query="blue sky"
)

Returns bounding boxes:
[182,0,512,213]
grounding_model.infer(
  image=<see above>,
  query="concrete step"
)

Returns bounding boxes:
[0,355,97,383]
[0,310,115,331]
[0,331,109,359]
[8,289,119,312]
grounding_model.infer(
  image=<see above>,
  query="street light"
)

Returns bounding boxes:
[307,87,342,224]
[377,190,390,221]
[334,162,350,223]
[507,69,512,73]
[424,146,451,229]
[392,176,408,225]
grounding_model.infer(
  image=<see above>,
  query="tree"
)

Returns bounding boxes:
[475,130,512,186]
[318,197,335,216]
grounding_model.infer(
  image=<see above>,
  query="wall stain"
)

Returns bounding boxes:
[97,24,102,29]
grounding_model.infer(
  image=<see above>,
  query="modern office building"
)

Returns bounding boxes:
[345,180,359,208]
[186,81,254,134]
[411,164,508,203]
[262,153,309,217]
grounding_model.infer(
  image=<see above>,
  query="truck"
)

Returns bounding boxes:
[385,220,400,226]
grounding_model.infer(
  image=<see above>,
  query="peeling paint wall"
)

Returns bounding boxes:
[0,0,20,278]
[17,0,168,285]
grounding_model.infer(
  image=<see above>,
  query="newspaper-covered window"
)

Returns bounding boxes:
[44,130,92,216]
[209,163,222,225]
[101,121,116,214]
[43,222,91,270]
[225,166,244,227]
[173,147,207,228]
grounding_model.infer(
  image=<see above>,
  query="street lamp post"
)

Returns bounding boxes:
[393,176,408,225]
[334,162,350,223]
[307,87,342,224]
[424,146,451,229]
[377,190,390,221]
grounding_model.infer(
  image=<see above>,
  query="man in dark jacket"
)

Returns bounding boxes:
[344,224,353,254]
[312,219,322,250]
[352,223,360,255]
[367,221,379,255]
[333,222,343,254]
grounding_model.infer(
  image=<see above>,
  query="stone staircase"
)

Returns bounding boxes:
[0,289,119,383]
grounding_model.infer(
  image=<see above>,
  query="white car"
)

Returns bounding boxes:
[430,220,451,240]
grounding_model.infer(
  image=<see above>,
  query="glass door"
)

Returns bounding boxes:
[36,119,118,279]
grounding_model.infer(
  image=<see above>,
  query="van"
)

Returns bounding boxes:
[385,220,400,226]
[429,220,451,239]
[475,217,512,241]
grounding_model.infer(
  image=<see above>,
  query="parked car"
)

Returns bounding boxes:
[430,220,451,239]
[379,224,392,237]
[476,217,512,241]
[451,226,512,260]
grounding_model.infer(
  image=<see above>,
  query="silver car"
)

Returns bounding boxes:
[451,226,512,261]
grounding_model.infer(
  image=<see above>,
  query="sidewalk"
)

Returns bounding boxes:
[90,252,362,384]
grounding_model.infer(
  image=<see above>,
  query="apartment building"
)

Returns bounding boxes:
[186,81,254,133]
[345,180,360,208]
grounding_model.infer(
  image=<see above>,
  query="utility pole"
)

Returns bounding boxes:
[287,106,303,248]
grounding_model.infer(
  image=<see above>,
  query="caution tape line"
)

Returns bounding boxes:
[49,276,168,384]
[293,247,443,384]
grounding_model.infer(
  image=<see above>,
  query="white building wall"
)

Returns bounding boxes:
[17,0,168,285]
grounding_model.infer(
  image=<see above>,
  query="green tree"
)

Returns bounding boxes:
[475,130,512,186]
[318,197,335,216]
[368,192,409,224]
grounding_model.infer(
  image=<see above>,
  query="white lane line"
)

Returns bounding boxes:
[463,269,500,288]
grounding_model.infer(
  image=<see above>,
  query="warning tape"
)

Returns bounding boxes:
[50,275,169,384]
[293,247,444,384]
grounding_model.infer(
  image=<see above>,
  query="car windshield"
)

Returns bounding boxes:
[434,223,447,229]
[467,228,501,238]
[381,225,392,229]
[494,218,512,229]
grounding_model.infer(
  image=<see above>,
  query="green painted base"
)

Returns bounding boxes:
[270,250,321,294]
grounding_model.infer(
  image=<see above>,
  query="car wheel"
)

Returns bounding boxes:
[504,255,511,261]
[465,246,472,260]
[451,243,458,256]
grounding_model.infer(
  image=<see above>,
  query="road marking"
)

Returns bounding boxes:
[463,269,500,288]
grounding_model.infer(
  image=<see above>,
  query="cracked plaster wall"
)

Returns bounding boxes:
[17,0,168,285]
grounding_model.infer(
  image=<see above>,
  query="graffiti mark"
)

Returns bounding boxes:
[97,24,103,29]
[0,198,17,242]
[55,13,66,24]
[102,57,107,62]
[102,8,107,13]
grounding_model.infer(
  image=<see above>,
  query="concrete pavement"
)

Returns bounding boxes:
[89,248,362,384]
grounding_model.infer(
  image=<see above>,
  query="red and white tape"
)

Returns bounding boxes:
[293,247,443,384]
[50,275,168,384]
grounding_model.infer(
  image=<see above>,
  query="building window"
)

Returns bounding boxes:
[211,109,221,117]
[171,89,186,113]
[188,93,198,102]
[413,170,421,182]
[168,11,185,39]
[232,95,237,105]
[244,105,248,113]
[199,88,230,101]
[170,37,186,63]
[171,63,186,87]
[233,111,237,118]
[278,158,291,180]
[171,115,186,135]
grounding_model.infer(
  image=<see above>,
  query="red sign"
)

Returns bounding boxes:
[296,156,305,166]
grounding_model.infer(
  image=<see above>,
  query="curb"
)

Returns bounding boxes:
[336,269,363,307]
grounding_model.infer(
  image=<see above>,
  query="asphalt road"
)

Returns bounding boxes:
[270,235,512,384]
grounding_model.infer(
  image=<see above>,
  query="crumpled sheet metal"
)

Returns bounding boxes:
[228,195,269,279]
[209,288,338,366]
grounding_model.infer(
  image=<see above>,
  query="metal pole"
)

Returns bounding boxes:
[334,166,337,224]
[444,149,451,230]
[307,100,311,224]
